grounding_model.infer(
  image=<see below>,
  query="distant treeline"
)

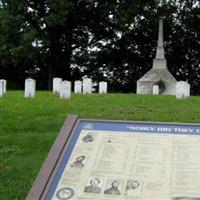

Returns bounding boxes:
[0,0,199,94]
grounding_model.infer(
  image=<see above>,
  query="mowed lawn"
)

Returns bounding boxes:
[0,91,200,199]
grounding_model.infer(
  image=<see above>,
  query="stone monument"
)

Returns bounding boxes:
[24,78,36,98]
[53,78,62,94]
[137,18,177,95]
[176,81,190,99]
[83,78,92,94]
[99,82,107,94]
[60,81,71,99]
[74,80,82,93]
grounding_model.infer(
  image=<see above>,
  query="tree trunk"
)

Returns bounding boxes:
[48,65,53,90]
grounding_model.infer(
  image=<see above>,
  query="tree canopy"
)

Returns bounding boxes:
[0,0,199,94]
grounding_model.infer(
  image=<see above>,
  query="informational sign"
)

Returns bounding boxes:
[27,115,200,200]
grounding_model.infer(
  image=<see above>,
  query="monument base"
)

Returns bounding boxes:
[137,68,177,95]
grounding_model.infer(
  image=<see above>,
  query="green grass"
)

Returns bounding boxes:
[0,91,200,199]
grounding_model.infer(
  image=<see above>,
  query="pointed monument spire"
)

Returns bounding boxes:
[156,18,165,59]
[158,18,164,47]
[152,18,167,69]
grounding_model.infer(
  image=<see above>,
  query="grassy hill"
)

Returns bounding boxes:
[0,91,200,199]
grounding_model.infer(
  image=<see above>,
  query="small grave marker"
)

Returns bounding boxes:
[0,80,4,97]
[74,80,82,93]
[60,81,71,99]
[99,81,107,94]
[53,78,62,94]
[83,78,92,94]
[176,81,190,99]
[153,85,159,95]
[24,78,36,98]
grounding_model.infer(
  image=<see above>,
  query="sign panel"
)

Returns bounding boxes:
[27,115,200,200]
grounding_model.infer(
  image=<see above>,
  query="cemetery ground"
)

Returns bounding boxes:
[0,91,200,200]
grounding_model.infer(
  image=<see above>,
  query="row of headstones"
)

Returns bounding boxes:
[53,78,108,99]
[0,78,36,98]
[153,81,190,99]
[0,79,7,97]
[0,78,191,99]
[23,78,107,98]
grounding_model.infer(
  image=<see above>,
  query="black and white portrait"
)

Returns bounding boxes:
[125,180,142,196]
[104,180,121,195]
[84,178,101,194]
[82,134,94,143]
[70,155,86,168]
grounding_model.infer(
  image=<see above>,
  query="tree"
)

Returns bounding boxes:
[0,0,39,88]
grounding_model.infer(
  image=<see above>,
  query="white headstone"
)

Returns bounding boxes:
[99,82,107,94]
[0,80,4,97]
[176,81,190,99]
[24,78,36,98]
[153,85,159,95]
[53,78,62,94]
[74,80,82,93]
[83,78,92,94]
[60,81,71,99]
[0,79,7,94]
